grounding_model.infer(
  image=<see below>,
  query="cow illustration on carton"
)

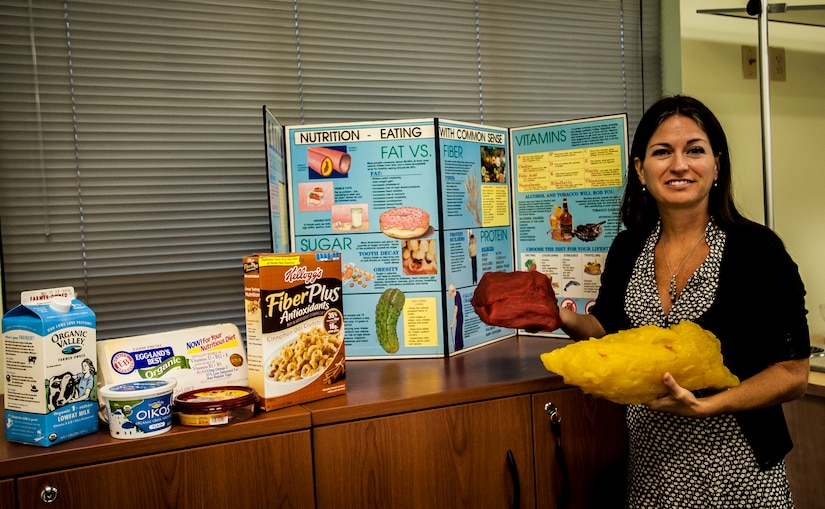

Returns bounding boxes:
[47,358,96,412]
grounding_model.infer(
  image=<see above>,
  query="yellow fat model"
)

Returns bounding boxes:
[541,321,740,405]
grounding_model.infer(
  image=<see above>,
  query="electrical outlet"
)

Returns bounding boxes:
[770,47,786,81]
[741,45,786,81]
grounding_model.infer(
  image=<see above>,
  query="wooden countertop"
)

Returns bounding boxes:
[0,335,567,479]
[1,332,821,479]
[807,334,825,397]
[304,334,570,426]
[808,371,825,397]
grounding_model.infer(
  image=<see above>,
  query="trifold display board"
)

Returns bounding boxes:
[263,107,290,254]
[266,110,627,359]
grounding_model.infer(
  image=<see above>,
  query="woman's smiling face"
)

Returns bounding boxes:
[634,114,719,214]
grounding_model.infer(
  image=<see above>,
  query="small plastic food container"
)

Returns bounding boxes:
[99,379,177,439]
[174,386,258,427]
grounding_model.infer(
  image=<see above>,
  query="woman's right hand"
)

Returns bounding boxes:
[558,306,606,341]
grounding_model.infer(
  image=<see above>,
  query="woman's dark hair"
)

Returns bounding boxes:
[81,357,96,375]
[620,95,749,231]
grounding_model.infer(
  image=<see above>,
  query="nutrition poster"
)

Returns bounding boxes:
[283,118,514,358]
[510,114,628,330]
[263,106,290,254]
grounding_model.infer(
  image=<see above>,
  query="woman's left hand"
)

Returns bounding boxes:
[646,372,706,417]
[647,358,809,418]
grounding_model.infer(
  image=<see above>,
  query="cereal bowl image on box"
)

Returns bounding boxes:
[99,379,176,439]
[263,319,344,395]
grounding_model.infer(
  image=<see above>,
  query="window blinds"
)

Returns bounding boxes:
[0,0,660,339]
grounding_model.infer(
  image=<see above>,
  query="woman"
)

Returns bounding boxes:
[560,95,810,508]
[70,358,97,403]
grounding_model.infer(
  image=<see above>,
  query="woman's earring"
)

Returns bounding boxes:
[641,185,647,192]
[713,181,718,187]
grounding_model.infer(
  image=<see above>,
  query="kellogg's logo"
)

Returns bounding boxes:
[284,265,323,284]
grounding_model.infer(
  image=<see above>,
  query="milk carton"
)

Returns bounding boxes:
[244,252,346,411]
[2,287,98,446]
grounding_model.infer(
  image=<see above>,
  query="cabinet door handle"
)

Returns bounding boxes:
[545,402,570,509]
[40,485,59,503]
[506,449,520,509]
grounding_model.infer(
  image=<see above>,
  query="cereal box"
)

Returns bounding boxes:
[244,251,345,411]
[3,287,98,446]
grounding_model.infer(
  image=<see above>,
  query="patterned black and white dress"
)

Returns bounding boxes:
[623,220,794,509]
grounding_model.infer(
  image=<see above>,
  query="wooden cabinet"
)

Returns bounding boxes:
[532,388,627,509]
[311,387,628,509]
[313,395,535,509]
[0,478,14,508]
[1,404,313,509]
[2,335,630,509]
[784,390,825,509]
[4,336,822,508]
[15,431,315,509]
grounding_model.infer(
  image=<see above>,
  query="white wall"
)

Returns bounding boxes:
[677,1,825,335]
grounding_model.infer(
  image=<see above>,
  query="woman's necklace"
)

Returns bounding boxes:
[662,232,706,303]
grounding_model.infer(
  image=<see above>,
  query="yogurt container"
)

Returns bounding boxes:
[174,386,258,427]
[99,379,176,439]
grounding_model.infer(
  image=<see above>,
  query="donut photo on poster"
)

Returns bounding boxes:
[379,206,432,239]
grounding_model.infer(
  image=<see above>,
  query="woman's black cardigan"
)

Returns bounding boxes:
[590,221,811,470]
